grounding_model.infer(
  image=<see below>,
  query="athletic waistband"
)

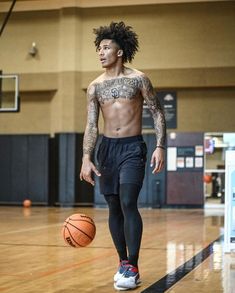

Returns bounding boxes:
[102,135,143,144]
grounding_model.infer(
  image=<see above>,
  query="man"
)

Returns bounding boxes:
[80,21,166,291]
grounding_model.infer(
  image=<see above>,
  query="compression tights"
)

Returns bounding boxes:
[104,183,143,268]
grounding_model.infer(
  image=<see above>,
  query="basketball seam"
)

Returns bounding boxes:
[64,226,85,247]
[67,218,96,229]
[66,221,95,240]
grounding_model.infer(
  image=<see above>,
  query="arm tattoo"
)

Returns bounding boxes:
[83,84,100,157]
[141,75,166,147]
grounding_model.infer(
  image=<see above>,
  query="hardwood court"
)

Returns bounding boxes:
[0,206,234,293]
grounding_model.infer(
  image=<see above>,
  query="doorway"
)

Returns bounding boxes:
[204,132,235,207]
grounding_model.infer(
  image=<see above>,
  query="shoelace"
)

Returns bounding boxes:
[123,265,138,277]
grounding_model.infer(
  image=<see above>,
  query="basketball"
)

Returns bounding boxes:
[23,199,32,208]
[62,213,96,248]
[203,174,212,184]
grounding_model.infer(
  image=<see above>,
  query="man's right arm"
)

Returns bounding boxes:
[83,83,100,158]
[80,83,101,185]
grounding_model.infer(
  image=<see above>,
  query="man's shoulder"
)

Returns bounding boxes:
[88,73,106,88]
[124,68,148,83]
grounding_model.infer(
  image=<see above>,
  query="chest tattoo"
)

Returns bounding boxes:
[96,77,141,104]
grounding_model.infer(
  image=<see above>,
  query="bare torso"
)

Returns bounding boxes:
[81,64,166,185]
[94,69,143,138]
[80,40,166,183]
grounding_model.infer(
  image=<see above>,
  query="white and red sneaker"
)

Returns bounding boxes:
[114,264,141,291]
[114,260,129,282]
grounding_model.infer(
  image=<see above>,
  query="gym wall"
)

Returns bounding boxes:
[0,1,234,206]
[0,1,234,135]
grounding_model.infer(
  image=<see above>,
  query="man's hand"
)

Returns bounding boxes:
[150,147,165,174]
[80,157,101,186]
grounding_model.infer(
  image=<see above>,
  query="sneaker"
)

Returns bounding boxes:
[114,260,129,282]
[114,265,141,291]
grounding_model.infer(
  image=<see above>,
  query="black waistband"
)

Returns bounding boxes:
[102,135,143,144]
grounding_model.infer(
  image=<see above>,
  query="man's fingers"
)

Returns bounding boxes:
[152,159,164,174]
[152,162,160,174]
[79,171,84,181]
[81,173,95,185]
[86,177,95,186]
[150,154,155,167]
[92,166,101,177]
[153,161,164,174]
[80,162,100,186]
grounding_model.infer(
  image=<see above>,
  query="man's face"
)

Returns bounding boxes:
[98,39,121,68]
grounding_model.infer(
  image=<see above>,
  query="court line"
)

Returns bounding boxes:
[0,223,61,235]
[0,242,174,250]
[0,242,68,247]
[0,250,115,292]
[0,242,114,248]
[37,250,115,279]
[141,235,223,293]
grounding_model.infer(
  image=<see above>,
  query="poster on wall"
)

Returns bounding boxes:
[175,146,203,171]
[195,157,203,168]
[167,147,177,171]
[185,157,194,168]
[142,91,177,129]
[177,157,185,168]
[195,145,203,156]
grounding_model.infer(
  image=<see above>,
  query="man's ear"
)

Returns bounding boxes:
[117,49,123,57]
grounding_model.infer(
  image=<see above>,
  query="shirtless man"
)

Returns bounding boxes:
[80,22,166,291]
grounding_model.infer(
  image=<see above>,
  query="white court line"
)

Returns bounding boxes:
[1,223,61,235]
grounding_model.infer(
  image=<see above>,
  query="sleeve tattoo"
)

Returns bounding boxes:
[141,75,166,147]
[83,84,100,157]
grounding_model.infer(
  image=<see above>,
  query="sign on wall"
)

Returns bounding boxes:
[167,145,204,171]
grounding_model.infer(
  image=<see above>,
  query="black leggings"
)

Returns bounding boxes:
[104,183,143,268]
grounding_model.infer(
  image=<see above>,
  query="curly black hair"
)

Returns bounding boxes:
[93,21,139,63]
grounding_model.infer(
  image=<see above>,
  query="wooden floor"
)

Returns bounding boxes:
[0,206,234,293]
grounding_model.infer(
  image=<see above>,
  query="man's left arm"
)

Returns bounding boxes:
[140,74,166,173]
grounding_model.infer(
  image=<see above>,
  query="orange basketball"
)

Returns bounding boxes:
[23,199,32,208]
[62,213,96,248]
[204,174,212,183]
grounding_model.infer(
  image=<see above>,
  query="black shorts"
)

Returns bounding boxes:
[97,135,147,195]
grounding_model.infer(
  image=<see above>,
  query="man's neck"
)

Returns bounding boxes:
[105,64,125,78]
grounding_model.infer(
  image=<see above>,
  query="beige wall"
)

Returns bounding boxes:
[81,3,235,71]
[178,88,235,132]
[1,10,59,73]
[0,92,52,134]
[0,1,234,135]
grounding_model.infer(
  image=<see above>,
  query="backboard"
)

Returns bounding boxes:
[0,74,20,112]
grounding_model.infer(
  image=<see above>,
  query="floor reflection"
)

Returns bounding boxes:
[1,207,235,293]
